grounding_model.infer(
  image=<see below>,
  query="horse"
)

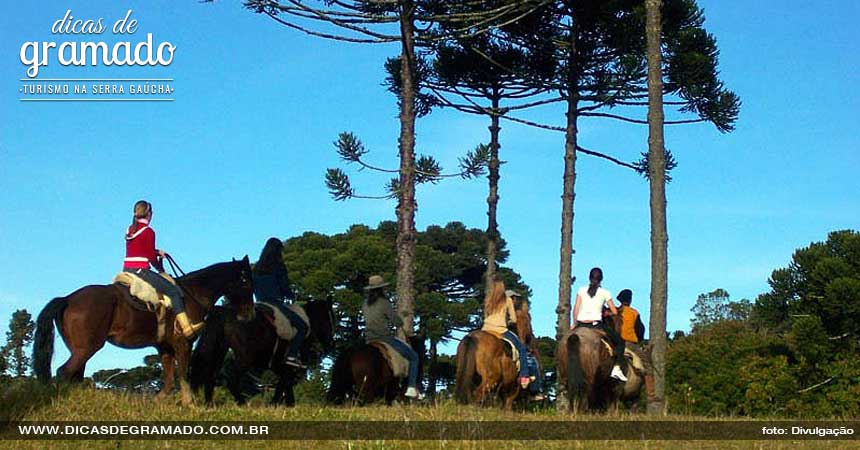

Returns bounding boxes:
[189,299,335,406]
[557,314,644,412]
[327,335,425,405]
[454,304,533,410]
[32,257,255,406]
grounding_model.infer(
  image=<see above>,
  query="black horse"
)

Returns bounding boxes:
[190,300,335,406]
[327,335,425,405]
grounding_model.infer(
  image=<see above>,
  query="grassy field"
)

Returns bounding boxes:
[0,381,856,450]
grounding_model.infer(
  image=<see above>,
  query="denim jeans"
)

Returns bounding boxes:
[502,330,529,378]
[527,355,543,394]
[385,337,419,389]
[280,305,307,358]
[125,268,185,313]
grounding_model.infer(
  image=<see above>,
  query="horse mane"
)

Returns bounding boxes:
[179,261,239,282]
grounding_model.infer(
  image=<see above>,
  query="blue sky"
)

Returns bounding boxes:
[1,0,858,375]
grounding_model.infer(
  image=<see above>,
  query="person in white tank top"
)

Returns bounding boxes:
[573,267,628,382]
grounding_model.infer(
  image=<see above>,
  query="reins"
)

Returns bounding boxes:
[163,253,187,278]
[161,253,205,309]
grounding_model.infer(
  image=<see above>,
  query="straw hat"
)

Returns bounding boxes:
[364,275,390,291]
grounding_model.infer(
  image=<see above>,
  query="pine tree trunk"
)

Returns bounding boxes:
[427,338,438,398]
[395,1,417,337]
[645,0,668,416]
[556,23,579,410]
[484,93,502,288]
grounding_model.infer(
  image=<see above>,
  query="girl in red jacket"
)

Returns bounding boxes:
[123,200,202,338]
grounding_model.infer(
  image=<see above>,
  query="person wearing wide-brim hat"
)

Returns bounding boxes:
[361,274,422,399]
[364,275,390,291]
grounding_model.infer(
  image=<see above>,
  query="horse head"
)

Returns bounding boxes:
[223,255,255,322]
[304,298,336,353]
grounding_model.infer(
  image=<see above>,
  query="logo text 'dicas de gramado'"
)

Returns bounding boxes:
[19,10,176,102]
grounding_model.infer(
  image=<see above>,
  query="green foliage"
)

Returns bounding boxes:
[1,309,35,377]
[690,289,751,332]
[667,321,782,416]
[92,354,162,393]
[670,230,860,418]
[752,230,860,338]
[282,221,529,349]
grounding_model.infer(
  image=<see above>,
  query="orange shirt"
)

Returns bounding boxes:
[620,306,640,343]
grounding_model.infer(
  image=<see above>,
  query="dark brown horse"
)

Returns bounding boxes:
[33,257,254,406]
[557,315,643,412]
[454,305,533,410]
[189,300,335,406]
[327,335,425,405]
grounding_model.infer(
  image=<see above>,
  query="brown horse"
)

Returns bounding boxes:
[33,257,254,406]
[454,304,533,410]
[557,315,643,412]
[327,335,425,405]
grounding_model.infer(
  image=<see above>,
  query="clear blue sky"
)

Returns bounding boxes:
[1,0,858,375]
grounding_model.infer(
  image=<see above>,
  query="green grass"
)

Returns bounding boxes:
[0,380,855,450]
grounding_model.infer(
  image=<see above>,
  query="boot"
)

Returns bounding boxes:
[175,312,204,339]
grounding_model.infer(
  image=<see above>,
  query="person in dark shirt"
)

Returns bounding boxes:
[362,275,422,399]
[253,237,306,368]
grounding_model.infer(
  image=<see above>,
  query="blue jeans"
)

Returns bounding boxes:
[527,355,542,394]
[503,330,529,378]
[279,305,307,358]
[385,337,419,389]
[125,268,185,313]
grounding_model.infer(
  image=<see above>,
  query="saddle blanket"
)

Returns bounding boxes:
[258,302,310,341]
[483,330,520,371]
[368,338,410,379]
[113,272,171,311]
[600,340,646,375]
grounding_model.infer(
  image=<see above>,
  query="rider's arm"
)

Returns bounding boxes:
[146,229,165,273]
[572,293,582,325]
[387,300,404,328]
[506,297,517,325]
[605,292,619,316]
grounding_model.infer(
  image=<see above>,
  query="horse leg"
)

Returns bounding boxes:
[274,368,296,407]
[57,307,109,382]
[174,339,194,407]
[156,351,175,402]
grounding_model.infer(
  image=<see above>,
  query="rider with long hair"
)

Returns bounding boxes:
[482,279,531,388]
[253,237,307,369]
[573,267,628,381]
[362,275,423,399]
[123,200,202,339]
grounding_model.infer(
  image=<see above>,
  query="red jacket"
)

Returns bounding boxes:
[124,220,164,272]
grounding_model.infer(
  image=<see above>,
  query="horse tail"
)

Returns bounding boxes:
[189,307,227,392]
[455,334,477,404]
[326,349,353,404]
[33,297,68,382]
[566,333,587,409]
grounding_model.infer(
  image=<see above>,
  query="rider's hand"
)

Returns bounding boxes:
[158,249,167,258]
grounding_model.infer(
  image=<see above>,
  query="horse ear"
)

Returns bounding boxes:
[232,257,236,262]
[243,255,250,263]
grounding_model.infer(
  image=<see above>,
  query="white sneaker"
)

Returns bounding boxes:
[610,365,628,382]
[405,387,424,400]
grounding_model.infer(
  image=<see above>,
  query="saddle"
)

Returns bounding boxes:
[596,335,646,376]
[257,302,310,341]
[483,330,521,371]
[112,272,171,342]
[368,338,410,379]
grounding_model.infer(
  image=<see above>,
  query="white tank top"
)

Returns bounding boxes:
[576,286,612,323]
